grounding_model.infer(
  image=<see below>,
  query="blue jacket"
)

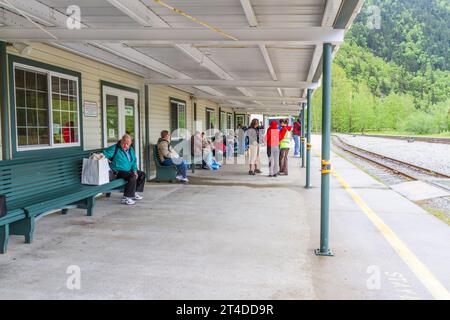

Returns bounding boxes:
[103,143,138,172]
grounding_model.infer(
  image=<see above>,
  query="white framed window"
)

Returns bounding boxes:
[220,111,226,131]
[170,99,186,140]
[13,63,81,151]
[235,114,245,128]
[227,113,233,130]
[206,108,216,131]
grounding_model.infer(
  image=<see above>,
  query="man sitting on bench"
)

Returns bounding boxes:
[103,134,146,205]
[157,130,189,183]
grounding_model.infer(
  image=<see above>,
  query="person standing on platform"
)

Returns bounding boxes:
[246,118,262,175]
[265,121,280,177]
[293,118,301,157]
[279,119,292,176]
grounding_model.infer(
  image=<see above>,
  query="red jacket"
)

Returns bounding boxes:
[265,121,281,147]
[279,125,292,141]
[293,121,301,136]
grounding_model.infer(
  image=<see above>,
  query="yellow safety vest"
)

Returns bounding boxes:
[279,130,291,149]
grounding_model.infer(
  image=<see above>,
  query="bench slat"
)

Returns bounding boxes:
[24,179,126,217]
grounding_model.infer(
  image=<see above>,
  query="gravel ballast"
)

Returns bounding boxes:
[338,134,450,176]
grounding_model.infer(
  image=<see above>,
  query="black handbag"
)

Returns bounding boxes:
[0,195,6,218]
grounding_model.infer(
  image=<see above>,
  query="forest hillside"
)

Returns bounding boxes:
[311,0,450,135]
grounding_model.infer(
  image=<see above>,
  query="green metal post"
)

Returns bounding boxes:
[301,103,305,168]
[0,41,10,160]
[305,89,312,188]
[144,85,151,181]
[298,108,303,160]
[315,43,333,256]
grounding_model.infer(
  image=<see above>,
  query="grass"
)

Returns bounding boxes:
[415,204,450,226]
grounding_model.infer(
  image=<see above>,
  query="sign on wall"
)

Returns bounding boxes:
[84,101,98,117]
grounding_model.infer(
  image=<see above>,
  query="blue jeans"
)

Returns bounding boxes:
[293,135,300,156]
[162,158,188,178]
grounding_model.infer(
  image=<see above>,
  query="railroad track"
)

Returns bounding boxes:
[348,133,450,145]
[332,135,450,191]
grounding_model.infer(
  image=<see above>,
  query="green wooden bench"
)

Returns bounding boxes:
[0,151,127,254]
[153,145,178,182]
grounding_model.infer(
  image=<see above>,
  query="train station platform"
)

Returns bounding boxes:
[0,136,448,300]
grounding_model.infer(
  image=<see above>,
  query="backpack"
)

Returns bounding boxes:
[110,141,121,163]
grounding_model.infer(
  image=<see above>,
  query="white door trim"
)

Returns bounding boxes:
[102,85,139,162]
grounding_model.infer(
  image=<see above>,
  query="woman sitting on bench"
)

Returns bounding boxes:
[157,130,189,183]
[103,134,146,205]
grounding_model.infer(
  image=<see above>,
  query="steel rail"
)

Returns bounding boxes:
[333,135,450,180]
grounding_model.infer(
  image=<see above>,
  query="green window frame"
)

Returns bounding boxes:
[8,54,83,158]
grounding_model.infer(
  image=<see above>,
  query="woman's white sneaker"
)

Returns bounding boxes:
[121,197,136,205]
[134,193,143,200]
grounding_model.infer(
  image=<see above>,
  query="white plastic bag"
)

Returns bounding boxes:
[81,155,110,185]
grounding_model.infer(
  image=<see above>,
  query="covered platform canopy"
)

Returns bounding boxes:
[0,0,363,114]
[0,0,365,256]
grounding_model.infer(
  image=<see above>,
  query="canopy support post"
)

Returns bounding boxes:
[315,42,333,257]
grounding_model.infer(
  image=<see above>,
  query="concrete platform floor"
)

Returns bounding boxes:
[0,135,448,299]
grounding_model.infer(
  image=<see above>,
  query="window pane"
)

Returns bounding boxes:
[178,104,186,130]
[60,78,69,94]
[170,102,178,134]
[53,123,62,143]
[17,108,27,127]
[36,73,47,92]
[26,109,37,127]
[17,128,27,146]
[16,89,25,108]
[70,111,78,125]
[27,128,38,145]
[52,94,61,110]
[37,92,48,109]
[61,111,70,126]
[15,69,25,88]
[106,95,119,144]
[124,98,135,139]
[69,96,76,111]
[25,72,36,90]
[53,110,61,126]
[72,128,79,143]
[38,128,49,145]
[69,80,76,96]
[52,77,80,146]
[37,110,48,127]
[26,90,36,109]
[52,77,59,93]
[62,126,74,143]
[61,95,69,110]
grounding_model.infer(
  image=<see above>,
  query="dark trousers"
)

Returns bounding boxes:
[112,170,146,198]
[279,148,290,174]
